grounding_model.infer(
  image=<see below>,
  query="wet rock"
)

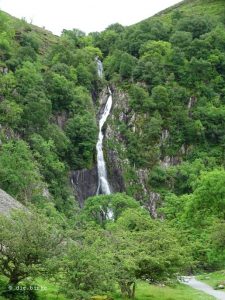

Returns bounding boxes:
[71,166,98,208]
[107,149,125,193]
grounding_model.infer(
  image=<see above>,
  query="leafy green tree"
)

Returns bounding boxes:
[50,63,78,82]
[30,134,66,183]
[0,72,17,98]
[0,140,43,202]
[151,85,170,112]
[20,89,52,133]
[69,86,94,114]
[58,228,115,300]
[129,84,151,112]
[110,209,190,297]
[15,61,43,96]
[170,31,193,49]
[40,124,70,158]
[119,52,136,79]
[82,193,140,225]
[177,16,213,39]
[208,221,225,268]
[76,63,94,90]
[0,210,62,286]
[0,100,23,128]
[45,72,75,110]
[139,40,172,57]
[186,169,225,221]
[66,113,97,169]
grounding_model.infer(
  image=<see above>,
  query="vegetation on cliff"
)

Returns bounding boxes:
[0,0,225,299]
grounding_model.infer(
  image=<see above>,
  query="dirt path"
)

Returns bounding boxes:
[182,276,225,300]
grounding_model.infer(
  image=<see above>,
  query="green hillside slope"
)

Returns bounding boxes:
[0,0,225,299]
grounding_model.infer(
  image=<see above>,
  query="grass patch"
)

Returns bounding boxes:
[0,276,68,300]
[197,270,225,289]
[0,277,216,299]
[113,281,215,300]
[34,278,68,300]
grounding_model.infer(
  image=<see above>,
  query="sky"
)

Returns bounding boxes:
[0,0,181,35]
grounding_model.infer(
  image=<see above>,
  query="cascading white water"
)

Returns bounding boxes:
[96,88,112,195]
[96,57,103,78]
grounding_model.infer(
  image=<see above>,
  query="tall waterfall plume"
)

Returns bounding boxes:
[96,56,103,78]
[96,88,112,195]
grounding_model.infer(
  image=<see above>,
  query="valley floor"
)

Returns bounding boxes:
[182,277,225,300]
[113,281,215,300]
[1,275,225,300]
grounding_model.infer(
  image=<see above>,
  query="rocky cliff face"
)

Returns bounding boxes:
[70,86,184,217]
[70,167,98,208]
[104,88,163,217]
[0,189,24,215]
[70,88,110,206]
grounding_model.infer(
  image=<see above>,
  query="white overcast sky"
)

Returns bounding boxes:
[0,0,181,35]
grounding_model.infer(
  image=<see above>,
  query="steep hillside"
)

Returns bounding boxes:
[93,0,225,208]
[92,0,225,270]
[0,9,103,214]
[1,1,225,299]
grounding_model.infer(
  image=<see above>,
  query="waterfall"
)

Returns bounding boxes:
[96,56,103,78]
[96,88,112,195]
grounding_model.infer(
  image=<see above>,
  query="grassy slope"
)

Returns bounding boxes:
[156,0,225,18]
[0,276,215,300]
[113,281,214,300]
[36,280,216,300]
[0,10,57,54]
[134,0,225,29]
[197,270,225,289]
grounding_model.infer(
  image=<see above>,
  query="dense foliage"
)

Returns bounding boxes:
[0,0,225,299]
[93,0,225,273]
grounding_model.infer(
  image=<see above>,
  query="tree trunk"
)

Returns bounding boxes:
[120,281,136,299]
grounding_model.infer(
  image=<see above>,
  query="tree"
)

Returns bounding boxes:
[66,113,97,169]
[170,31,193,49]
[15,61,43,96]
[177,16,213,39]
[45,72,75,110]
[58,228,115,300]
[186,169,225,221]
[129,84,150,112]
[20,89,52,133]
[30,134,66,183]
[0,100,23,129]
[0,210,62,286]
[119,52,136,79]
[82,193,140,225]
[151,85,170,112]
[109,209,189,297]
[0,140,44,202]
[208,221,225,268]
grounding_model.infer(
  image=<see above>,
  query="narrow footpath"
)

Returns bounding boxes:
[182,276,225,300]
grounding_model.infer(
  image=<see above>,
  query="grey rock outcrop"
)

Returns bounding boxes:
[70,167,98,208]
[0,189,24,215]
[104,88,161,217]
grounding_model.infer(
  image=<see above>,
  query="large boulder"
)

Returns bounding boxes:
[0,189,23,215]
